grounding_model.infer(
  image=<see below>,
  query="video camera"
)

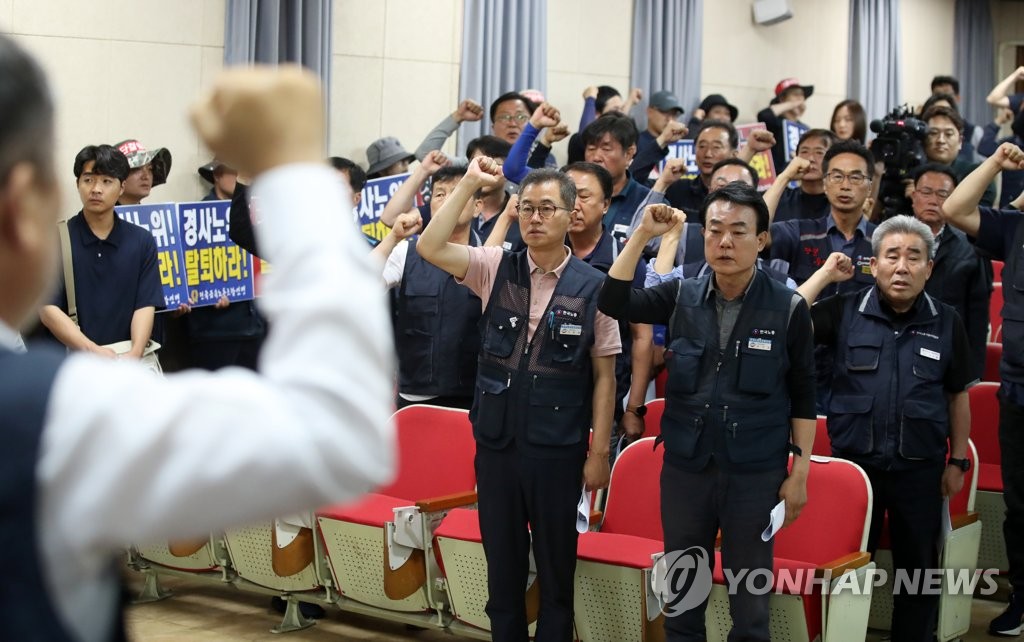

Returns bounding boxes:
[869,105,929,220]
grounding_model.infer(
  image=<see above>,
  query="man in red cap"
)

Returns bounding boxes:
[113,139,172,205]
[758,78,814,172]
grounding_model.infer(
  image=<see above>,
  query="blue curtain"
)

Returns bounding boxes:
[224,0,332,138]
[629,0,703,128]
[847,0,902,122]
[458,0,547,154]
[954,0,995,127]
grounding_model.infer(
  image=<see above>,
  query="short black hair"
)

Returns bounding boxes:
[519,168,576,211]
[489,92,534,122]
[931,75,960,95]
[431,165,467,187]
[797,128,836,151]
[0,35,54,187]
[561,161,614,200]
[700,181,769,233]
[595,85,621,114]
[911,162,959,187]
[581,112,638,151]
[709,157,758,188]
[822,139,875,180]
[466,135,512,161]
[921,92,959,117]
[922,105,964,134]
[73,144,130,182]
[329,156,367,192]
[696,119,739,150]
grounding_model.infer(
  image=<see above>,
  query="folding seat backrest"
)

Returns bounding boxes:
[375,405,476,501]
[985,343,1002,383]
[812,415,831,457]
[990,283,1003,343]
[968,383,1001,468]
[600,437,663,540]
[992,260,1004,284]
[644,398,665,439]
[774,459,870,565]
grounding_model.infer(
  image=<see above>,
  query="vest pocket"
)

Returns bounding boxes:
[665,337,705,395]
[736,344,779,395]
[845,334,882,372]
[911,339,944,381]
[526,376,585,446]
[482,307,518,359]
[723,410,788,465]
[827,395,874,455]
[399,329,433,382]
[660,403,704,458]
[898,398,947,461]
[472,370,509,442]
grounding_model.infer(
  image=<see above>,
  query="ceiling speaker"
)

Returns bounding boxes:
[753,0,793,25]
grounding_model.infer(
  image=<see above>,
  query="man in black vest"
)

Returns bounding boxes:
[417,158,620,642]
[599,184,817,642]
[942,142,1024,636]
[797,216,974,641]
[0,39,395,640]
[373,165,481,410]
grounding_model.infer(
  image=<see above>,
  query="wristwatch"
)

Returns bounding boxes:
[947,457,970,472]
[625,404,648,418]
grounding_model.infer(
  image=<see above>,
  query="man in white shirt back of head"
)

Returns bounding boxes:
[0,34,395,641]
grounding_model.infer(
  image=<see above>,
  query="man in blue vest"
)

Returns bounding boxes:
[373,165,481,410]
[797,216,975,641]
[417,158,620,642]
[599,184,817,642]
[942,141,1024,636]
[0,37,395,640]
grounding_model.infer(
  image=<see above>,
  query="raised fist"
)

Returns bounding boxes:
[391,211,423,240]
[543,123,571,146]
[746,130,776,153]
[421,150,449,175]
[530,102,561,130]
[454,99,484,123]
[467,155,504,186]
[639,203,685,238]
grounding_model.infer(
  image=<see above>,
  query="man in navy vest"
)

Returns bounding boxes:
[797,216,975,641]
[417,158,620,642]
[599,184,817,642]
[942,142,1024,636]
[373,165,481,410]
[0,38,395,640]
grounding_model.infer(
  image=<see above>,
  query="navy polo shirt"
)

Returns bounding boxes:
[771,212,873,267]
[603,174,651,244]
[51,212,164,345]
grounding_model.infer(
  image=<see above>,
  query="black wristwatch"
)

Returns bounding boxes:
[947,457,970,472]
[626,404,648,418]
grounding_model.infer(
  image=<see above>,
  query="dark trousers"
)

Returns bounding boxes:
[189,338,261,371]
[661,460,786,642]
[863,463,944,642]
[395,395,473,411]
[475,445,585,642]
[1001,396,1024,592]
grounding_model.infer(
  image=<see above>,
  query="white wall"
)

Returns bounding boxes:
[992,0,1024,98]
[330,0,463,165]
[0,0,225,211]
[900,0,956,109]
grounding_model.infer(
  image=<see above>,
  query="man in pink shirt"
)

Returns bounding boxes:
[418,158,620,642]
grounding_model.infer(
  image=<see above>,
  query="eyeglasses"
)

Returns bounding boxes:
[495,113,529,124]
[926,129,959,141]
[517,203,571,219]
[915,187,951,199]
[825,170,869,186]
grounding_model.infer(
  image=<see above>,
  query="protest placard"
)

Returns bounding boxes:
[783,120,810,162]
[654,123,777,191]
[355,173,427,244]
[114,203,188,308]
[179,200,257,307]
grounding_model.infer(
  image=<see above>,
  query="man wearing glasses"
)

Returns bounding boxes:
[909,164,990,379]
[769,140,878,409]
[921,105,996,207]
[417,159,620,642]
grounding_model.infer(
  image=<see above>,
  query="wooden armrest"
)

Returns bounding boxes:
[168,537,207,557]
[815,551,871,578]
[588,510,603,526]
[415,490,478,513]
[951,511,979,530]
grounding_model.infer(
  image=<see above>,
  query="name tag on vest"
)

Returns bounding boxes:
[559,323,582,337]
[920,347,941,361]
[748,337,772,351]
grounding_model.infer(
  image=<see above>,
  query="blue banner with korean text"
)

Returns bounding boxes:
[114,203,188,309]
[178,200,256,307]
[782,120,810,162]
[355,173,428,245]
